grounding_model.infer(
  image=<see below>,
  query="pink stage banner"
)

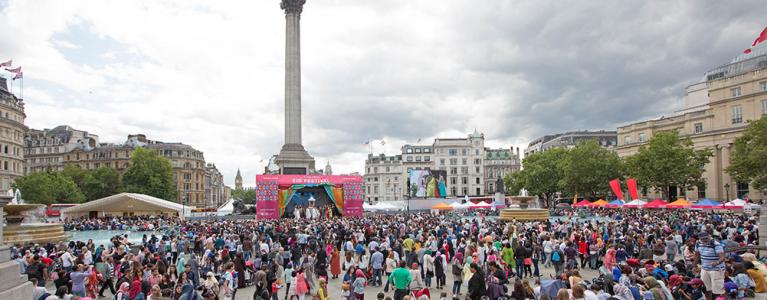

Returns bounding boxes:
[342,182,364,217]
[609,179,624,200]
[626,178,639,201]
[256,174,363,186]
[256,199,279,220]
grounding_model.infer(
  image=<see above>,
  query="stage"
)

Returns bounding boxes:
[255,175,363,219]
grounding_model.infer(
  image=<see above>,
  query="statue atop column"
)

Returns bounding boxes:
[280,0,306,15]
[496,176,505,194]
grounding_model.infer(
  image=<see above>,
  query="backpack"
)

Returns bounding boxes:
[552,251,561,262]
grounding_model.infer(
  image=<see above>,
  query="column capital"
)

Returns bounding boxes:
[281,0,306,15]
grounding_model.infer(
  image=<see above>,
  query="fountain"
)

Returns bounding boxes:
[499,196,550,221]
[3,203,67,244]
[0,194,33,299]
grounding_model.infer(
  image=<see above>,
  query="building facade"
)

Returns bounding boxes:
[0,78,26,191]
[63,134,209,207]
[25,125,98,173]
[484,147,522,193]
[524,130,617,157]
[205,163,225,208]
[616,51,767,202]
[431,130,486,197]
[363,154,403,203]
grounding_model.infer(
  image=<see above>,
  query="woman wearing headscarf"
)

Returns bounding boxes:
[451,252,464,297]
[467,263,486,300]
[107,281,128,300]
[179,283,202,300]
[603,246,617,273]
[202,272,219,300]
[330,247,341,279]
[352,269,367,300]
[643,276,667,300]
[611,283,634,300]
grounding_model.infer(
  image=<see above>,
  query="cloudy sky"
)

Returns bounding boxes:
[0,0,764,186]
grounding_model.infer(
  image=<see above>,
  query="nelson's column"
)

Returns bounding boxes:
[274,0,316,174]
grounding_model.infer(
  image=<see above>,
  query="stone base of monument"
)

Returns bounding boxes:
[0,246,32,300]
[499,208,549,221]
[3,223,68,244]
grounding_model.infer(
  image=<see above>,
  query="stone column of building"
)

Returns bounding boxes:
[275,0,315,174]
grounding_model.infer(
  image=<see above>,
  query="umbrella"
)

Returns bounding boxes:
[607,199,624,208]
[590,199,609,207]
[431,202,453,210]
[666,198,690,208]
[624,199,647,208]
[692,198,722,209]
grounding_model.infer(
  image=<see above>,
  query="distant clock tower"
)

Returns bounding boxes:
[235,169,243,190]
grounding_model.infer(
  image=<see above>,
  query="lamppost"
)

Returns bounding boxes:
[724,183,731,202]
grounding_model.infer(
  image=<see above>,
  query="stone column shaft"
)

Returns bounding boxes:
[284,12,301,146]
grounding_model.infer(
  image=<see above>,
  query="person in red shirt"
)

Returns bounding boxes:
[578,239,588,269]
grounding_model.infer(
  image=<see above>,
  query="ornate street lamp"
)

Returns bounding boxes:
[724,183,731,202]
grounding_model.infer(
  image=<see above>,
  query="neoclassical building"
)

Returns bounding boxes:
[0,78,26,191]
[25,125,99,173]
[617,51,767,202]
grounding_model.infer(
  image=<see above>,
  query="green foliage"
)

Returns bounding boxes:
[83,167,123,200]
[625,131,713,199]
[727,117,767,190]
[232,188,257,204]
[123,147,177,201]
[515,148,567,207]
[559,140,624,197]
[503,172,524,196]
[14,171,85,205]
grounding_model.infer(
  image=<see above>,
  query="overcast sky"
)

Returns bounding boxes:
[0,0,764,187]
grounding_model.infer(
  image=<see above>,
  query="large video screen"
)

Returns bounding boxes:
[408,169,448,198]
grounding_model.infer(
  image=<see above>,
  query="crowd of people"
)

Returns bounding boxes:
[12,207,767,300]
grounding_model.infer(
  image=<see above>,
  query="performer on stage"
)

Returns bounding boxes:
[295,205,302,220]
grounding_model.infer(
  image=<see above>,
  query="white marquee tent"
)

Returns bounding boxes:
[61,193,185,220]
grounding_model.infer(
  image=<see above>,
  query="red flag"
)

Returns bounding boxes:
[5,67,21,74]
[0,60,11,68]
[626,178,639,200]
[609,179,623,200]
[744,26,767,54]
[12,72,22,80]
[751,26,767,47]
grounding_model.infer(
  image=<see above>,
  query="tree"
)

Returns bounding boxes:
[83,167,123,200]
[503,172,524,196]
[232,188,257,204]
[625,131,713,199]
[14,171,85,205]
[123,147,177,201]
[516,148,567,207]
[559,140,624,197]
[727,117,767,191]
[62,163,89,192]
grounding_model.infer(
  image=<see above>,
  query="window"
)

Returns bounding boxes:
[697,183,706,199]
[474,159,481,165]
[475,167,480,173]
[461,149,467,156]
[731,87,741,97]
[424,156,430,162]
[385,167,390,172]
[462,187,467,195]
[374,186,379,194]
[406,156,413,162]
[440,159,445,165]
[736,182,749,199]
[450,158,458,165]
[475,177,480,184]
[475,149,480,155]
[450,177,457,185]
[732,105,743,124]
[424,148,431,153]
[461,167,468,174]
[760,81,767,91]
[476,188,481,195]
[406,148,413,153]
[451,187,456,196]
[694,123,703,134]
[449,149,457,156]
[450,167,457,175]
[415,156,421,162]
[462,177,468,184]
[415,148,421,153]
[638,133,646,142]
[762,99,767,115]
[373,177,378,182]
[624,136,631,145]
[462,158,467,165]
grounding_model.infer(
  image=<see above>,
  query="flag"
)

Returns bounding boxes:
[380,140,386,146]
[5,67,21,73]
[416,138,422,143]
[363,140,369,145]
[609,179,624,200]
[744,26,767,54]
[626,178,639,200]
[0,60,11,68]
[12,72,22,80]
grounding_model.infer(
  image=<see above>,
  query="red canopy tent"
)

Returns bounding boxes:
[573,199,592,207]
[643,199,668,208]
